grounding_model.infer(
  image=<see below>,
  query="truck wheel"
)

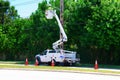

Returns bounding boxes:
[36,56,41,65]
[64,60,70,66]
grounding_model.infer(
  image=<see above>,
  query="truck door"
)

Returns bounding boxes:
[40,50,47,62]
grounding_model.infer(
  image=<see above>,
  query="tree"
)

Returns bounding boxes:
[84,0,120,64]
[0,0,19,60]
[0,0,9,24]
[30,0,60,53]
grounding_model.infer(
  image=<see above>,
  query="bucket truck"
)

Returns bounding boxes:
[35,8,80,66]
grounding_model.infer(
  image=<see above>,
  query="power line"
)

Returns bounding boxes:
[0,0,40,9]
[13,0,40,6]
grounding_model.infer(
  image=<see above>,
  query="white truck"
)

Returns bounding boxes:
[35,7,80,66]
[35,49,79,66]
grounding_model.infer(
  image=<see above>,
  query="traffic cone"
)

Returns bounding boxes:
[35,59,38,66]
[94,60,98,69]
[51,59,55,67]
[25,58,28,65]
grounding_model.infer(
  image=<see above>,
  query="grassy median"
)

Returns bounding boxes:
[0,61,120,75]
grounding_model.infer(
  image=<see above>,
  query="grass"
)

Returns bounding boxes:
[79,64,120,69]
[0,61,120,75]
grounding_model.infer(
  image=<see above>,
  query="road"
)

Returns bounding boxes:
[0,69,120,80]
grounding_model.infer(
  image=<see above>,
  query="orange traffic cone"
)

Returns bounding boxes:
[25,58,28,65]
[35,59,38,66]
[51,59,55,67]
[94,60,98,69]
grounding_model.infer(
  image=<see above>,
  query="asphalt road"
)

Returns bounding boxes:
[0,69,120,80]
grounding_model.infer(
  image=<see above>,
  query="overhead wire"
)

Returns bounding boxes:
[13,0,40,6]
[0,0,41,9]
[0,0,41,18]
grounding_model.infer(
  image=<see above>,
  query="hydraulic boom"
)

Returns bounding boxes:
[45,10,67,50]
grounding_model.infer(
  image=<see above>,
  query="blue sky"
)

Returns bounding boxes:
[9,0,46,18]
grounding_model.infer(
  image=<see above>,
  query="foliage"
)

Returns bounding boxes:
[0,0,120,65]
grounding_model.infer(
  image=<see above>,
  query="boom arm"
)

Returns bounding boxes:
[45,10,67,50]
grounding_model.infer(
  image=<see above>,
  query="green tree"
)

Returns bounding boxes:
[0,0,9,24]
[85,0,120,64]
[0,0,19,60]
[30,0,59,53]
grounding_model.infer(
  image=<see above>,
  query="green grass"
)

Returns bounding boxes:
[0,61,34,64]
[0,61,24,64]
[0,61,120,75]
[79,64,120,69]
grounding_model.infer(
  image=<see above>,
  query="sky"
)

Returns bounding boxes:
[9,0,46,18]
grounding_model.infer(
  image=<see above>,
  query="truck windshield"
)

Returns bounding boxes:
[41,50,47,55]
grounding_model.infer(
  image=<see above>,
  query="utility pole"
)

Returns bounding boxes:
[60,0,64,49]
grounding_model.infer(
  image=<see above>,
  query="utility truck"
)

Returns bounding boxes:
[35,49,79,65]
[35,7,80,66]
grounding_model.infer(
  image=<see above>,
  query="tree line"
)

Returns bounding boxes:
[0,0,120,65]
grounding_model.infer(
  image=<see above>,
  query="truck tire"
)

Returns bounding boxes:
[64,60,70,66]
[36,56,41,65]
